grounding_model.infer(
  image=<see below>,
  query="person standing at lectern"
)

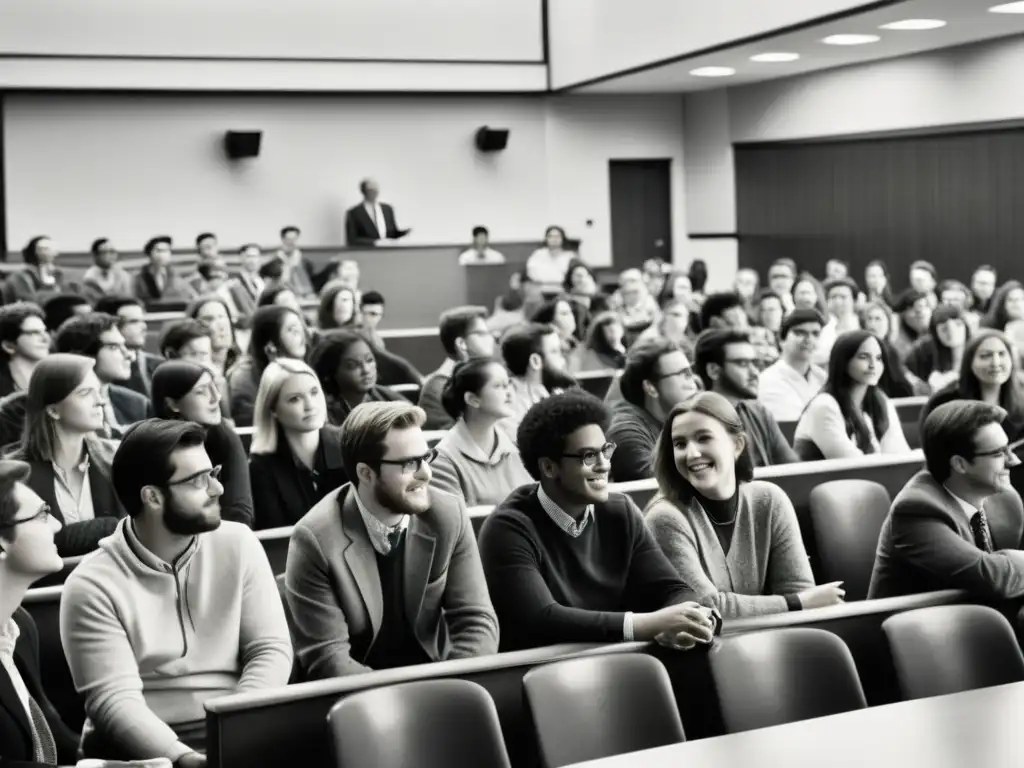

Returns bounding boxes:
[345,179,411,246]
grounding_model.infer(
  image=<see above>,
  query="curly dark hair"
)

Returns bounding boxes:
[516,390,610,480]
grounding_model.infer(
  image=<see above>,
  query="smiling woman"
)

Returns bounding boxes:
[644,391,841,619]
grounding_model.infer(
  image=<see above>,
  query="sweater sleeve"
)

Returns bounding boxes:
[215,428,254,528]
[798,395,863,460]
[236,528,294,691]
[440,499,500,658]
[623,497,699,610]
[477,512,628,646]
[645,499,788,619]
[762,485,816,596]
[59,572,192,763]
[749,403,798,465]
[417,375,455,431]
[284,524,372,678]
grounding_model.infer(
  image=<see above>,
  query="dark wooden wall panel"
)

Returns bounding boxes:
[735,128,1024,290]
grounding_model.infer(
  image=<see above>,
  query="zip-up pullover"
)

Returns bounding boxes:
[59,518,293,761]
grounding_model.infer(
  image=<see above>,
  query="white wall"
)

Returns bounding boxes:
[682,90,736,235]
[1,0,543,62]
[729,35,1024,143]
[547,0,876,89]
[3,93,688,268]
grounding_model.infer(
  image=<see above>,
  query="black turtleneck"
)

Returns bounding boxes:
[695,489,739,555]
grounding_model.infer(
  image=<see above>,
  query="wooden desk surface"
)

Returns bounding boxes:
[566,681,1024,768]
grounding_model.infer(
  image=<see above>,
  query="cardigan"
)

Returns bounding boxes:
[429,419,533,506]
[793,392,910,460]
[644,481,814,618]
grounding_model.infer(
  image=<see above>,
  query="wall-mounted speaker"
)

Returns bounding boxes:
[224,131,262,159]
[475,126,509,152]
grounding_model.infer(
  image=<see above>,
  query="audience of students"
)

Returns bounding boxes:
[478,391,720,652]
[904,304,969,393]
[418,307,494,430]
[94,296,163,399]
[569,311,626,373]
[644,392,839,618]
[285,401,498,678]
[248,359,347,530]
[60,419,292,763]
[317,282,359,331]
[151,361,253,526]
[429,359,532,506]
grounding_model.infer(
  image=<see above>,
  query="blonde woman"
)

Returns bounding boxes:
[248,358,347,529]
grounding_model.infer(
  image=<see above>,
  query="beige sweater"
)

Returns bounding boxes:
[644,480,814,618]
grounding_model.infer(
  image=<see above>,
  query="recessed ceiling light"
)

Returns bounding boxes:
[880,19,947,30]
[990,2,1024,12]
[689,66,736,77]
[750,52,801,63]
[822,33,882,45]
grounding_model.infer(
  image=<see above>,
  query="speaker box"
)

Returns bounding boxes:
[224,131,262,159]
[475,126,509,152]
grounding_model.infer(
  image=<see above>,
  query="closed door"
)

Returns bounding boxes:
[609,159,672,270]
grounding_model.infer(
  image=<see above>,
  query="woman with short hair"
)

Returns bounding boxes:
[645,391,842,618]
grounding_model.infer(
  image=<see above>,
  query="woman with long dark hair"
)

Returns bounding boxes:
[982,280,1024,333]
[316,282,360,330]
[793,330,910,460]
[568,311,626,373]
[152,360,253,526]
[645,392,841,618]
[186,295,241,378]
[904,305,969,393]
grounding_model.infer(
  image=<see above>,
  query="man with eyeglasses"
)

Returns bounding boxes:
[757,308,828,423]
[95,296,164,399]
[0,459,80,766]
[54,312,152,437]
[0,302,50,398]
[869,401,1024,623]
[479,391,720,652]
[693,329,797,468]
[60,419,292,766]
[607,339,700,482]
[285,401,498,679]
[419,306,495,430]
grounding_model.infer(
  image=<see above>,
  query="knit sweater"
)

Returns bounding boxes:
[59,519,293,762]
[478,485,698,651]
[644,481,814,618]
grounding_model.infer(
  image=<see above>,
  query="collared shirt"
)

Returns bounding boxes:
[944,485,981,526]
[100,385,122,438]
[458,247,506,266]
[364,202,387,239]
[535,485,636,640]
[291,443,327,513]
[352,487,410,556]
[0,619,31,724]
[53,453,95,525]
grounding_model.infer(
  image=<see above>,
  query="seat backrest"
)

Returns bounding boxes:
[809,479,892,601]
[327,679,511,768]
[523,653,685,768]
[709,627,867,733]
[882,604,1024,700]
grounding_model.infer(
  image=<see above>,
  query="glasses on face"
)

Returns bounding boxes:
[972,444,1020,463]
[654,366,695,382]
[378,448,438,475]
[562,442,617,468]
[2,503,51,528]
[19,326,49,340]
[166,465,222,490]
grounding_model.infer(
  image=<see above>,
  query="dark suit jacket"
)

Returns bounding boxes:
[284,484,498,679]
[0,607,79,767]
[23,438,126,556]
[108,383,153,431]
[249,426,348,530]
[344,202,407,245]
[123,352,163,399]
[0,362,17,399]
[227,274,263,319]
[132,264,195,308]
[868,470,1024,602]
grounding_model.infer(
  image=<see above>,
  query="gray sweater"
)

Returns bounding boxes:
[644,480,814,618]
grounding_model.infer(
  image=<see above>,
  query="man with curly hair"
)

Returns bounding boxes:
[478,390,720,651]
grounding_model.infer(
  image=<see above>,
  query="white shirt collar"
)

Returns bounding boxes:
[537,484,593,538]
[943,484,979,524]
[352,485,409,556]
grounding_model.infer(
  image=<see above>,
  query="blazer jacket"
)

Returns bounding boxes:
[249,426,349,530]
[0,608,79,767]
[284,483,498,679]
[344,202,407,245]
[23,437,126,556]
[123,351,164,399]
[868,470,1024,601]
[132,264,196,307]
[108,384,153,431]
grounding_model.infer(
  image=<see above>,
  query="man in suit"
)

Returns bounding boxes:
[94,296,164,398]
[54,313,152,436]
[344,178,410,246]
[869,400,1024,616]
[285,400,498,679]
[0,459,79,767]
[224,243,266,319]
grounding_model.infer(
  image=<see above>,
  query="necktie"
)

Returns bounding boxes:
[386,527,404,554]
[971,509,995,553]
[28,695,57,765]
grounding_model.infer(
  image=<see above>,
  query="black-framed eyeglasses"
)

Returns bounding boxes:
[562,442,617,468]
[972,444,1021,462]
[378,449,438,475]
[166,465,223,490]
[1,503,51,529]
[18,326,49,339]
[653,366,695,382]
